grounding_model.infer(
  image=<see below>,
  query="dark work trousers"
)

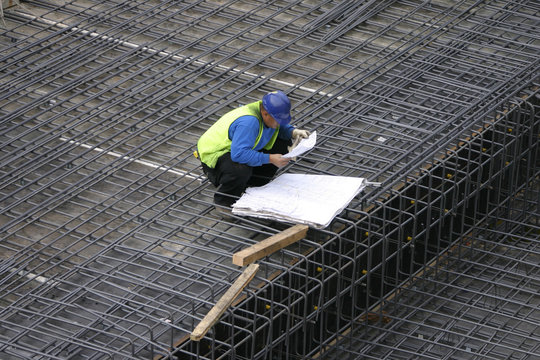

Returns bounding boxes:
[201,138,291,207]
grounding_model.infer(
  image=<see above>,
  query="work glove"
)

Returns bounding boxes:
[288,129,310,161]
[292,129,310,140]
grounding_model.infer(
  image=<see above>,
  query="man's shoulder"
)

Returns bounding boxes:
[229,115,260,139]
[233,114,260,127]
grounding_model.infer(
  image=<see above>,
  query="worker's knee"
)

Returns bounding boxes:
[216,152,252,185]
[226,161,252,182]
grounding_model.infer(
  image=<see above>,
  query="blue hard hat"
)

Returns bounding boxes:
[262,90,291,125]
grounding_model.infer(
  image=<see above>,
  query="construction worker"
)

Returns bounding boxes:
[197,90,310,211]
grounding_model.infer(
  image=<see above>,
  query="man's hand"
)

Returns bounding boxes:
[292,129,310,139]
[269,154,290,168]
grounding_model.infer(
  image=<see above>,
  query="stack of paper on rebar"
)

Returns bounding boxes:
[232,174,366,228]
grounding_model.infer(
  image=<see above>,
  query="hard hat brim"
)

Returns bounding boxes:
[274,114,291,126]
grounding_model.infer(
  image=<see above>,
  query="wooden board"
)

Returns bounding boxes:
[232,224,309,266]
[190,263,259,341]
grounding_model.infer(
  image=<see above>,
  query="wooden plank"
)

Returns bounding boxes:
[190,263,259,341]
[232,224,309,266]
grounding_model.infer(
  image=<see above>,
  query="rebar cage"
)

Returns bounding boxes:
[1,1,539,359]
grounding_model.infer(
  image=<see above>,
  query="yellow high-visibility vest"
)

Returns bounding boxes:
[197,101,279,168]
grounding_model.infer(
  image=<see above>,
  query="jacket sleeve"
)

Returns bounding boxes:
[229,116,270,167]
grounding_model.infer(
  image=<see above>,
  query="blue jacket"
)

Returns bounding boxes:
[229,115,293,166]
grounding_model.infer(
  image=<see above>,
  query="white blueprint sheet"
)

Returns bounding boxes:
[282,131,317,159]
[232,173,366,228]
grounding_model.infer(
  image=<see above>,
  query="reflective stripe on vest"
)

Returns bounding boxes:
[197,101,279,168]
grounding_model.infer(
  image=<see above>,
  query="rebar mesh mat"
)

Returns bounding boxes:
[319,189,540,360]
[1,0,539,359]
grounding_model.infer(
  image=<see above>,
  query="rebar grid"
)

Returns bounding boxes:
[1,0,539,359]
[318,181,540,360]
